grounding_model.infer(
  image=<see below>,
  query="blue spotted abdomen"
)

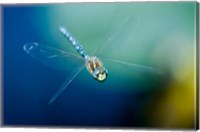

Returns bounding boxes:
[59,26,88,59]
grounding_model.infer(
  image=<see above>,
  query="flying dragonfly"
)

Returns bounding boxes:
[23,15,163,105]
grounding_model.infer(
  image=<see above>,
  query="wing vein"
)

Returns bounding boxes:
[48,65,85,105]
[106,58,163,75]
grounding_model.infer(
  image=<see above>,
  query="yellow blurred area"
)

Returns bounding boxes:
[150,67,195,128]
[149,33,196,128]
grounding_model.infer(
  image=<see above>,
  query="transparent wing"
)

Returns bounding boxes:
[98,58,164,93]
[94,13,139,57]
[104,58,163,75]
[48,65,85,105]
[23,42,86,104]
[94,13,162,75]
[23,42,85,71]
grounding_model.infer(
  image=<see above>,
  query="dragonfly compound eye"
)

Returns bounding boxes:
[93,67,108,82]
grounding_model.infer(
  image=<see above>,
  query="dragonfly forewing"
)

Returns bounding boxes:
[23,42,85,71]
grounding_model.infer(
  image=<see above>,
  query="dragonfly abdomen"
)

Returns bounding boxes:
[59,26,88,59]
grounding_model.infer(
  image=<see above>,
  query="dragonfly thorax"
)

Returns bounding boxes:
[85,56,108,82]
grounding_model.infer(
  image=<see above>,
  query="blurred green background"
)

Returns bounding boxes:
[34,2,196,127]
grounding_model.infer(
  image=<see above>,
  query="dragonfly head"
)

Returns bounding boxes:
[86,56,108,82]
[93,66,108,82]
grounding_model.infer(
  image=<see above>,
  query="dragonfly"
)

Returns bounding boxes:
[23,15,163,105]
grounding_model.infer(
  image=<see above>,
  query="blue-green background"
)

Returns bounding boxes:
[2,2,197,129]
